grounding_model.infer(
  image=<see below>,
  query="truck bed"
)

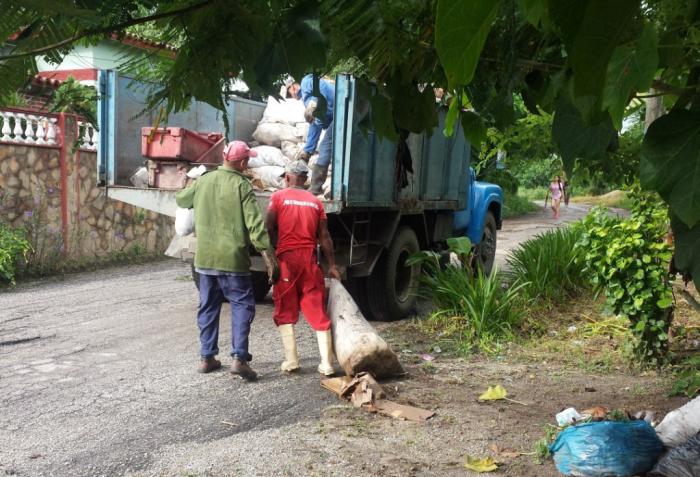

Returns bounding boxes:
[106,186,343,218]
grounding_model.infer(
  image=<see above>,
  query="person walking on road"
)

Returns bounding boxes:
[550,175,564,219]
[290,74,334,196]
[176,141,278,381]
[265,160,341,376]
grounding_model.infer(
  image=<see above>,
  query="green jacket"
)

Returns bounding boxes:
[175,167,269,272]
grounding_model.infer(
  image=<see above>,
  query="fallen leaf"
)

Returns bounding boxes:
[582,406,608,421]
[464,456,498,472]
[489,444,522,459]
[479,385,508,401]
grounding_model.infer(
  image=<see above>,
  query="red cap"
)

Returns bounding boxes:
[223,141,257,162]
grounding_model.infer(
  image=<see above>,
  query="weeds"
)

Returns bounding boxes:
[669,355,700,398]
[505,227,588,305]
[0,222,31,284]
[502,191,539,218]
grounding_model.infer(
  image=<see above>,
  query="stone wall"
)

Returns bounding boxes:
[0,113,173,270]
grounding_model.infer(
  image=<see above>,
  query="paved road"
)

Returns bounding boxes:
[0,203,601,477]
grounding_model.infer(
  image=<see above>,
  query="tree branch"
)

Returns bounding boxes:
[0,0,213,60]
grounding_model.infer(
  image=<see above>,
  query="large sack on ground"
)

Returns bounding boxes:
[261,96,305,125]
[326,279,404,378]
[249,165,284,190]
[656,395,700,447]
[650,432,700,477]
[248,146,288,168]
[252,123,303,147]
[550,421,663,477]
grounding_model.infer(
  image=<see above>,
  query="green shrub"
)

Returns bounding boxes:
[576,187,673,365]
[505,227,588,304]
[502,191,539,218]
[519,187,549,202]
[0,223,31,284]
[409,238,526,353]
[479,168,519,194]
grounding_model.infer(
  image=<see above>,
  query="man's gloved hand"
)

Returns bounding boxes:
[304,100,317,123]
[261,250,280,284]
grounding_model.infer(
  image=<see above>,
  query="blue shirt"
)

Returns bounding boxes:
[298,74,334,119]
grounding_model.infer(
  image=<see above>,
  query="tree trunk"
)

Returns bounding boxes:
[326,279,404,378]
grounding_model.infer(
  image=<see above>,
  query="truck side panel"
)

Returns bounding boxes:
[333,75,470,210]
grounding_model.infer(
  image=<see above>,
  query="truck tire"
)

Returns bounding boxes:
[366,227,420,321]
[474,211,497,275]
[191,265,271,302]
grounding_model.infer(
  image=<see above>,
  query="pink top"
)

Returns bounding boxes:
[551,181,563,200]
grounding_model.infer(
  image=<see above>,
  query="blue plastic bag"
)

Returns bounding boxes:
[550,421,663,477]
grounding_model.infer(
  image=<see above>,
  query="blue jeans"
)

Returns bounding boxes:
[303,117,333,167]
[197,274,255,361]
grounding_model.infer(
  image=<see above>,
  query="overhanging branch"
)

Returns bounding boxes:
[0,0,213,61]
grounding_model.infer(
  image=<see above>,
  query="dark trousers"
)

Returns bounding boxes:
[197,274,255,361]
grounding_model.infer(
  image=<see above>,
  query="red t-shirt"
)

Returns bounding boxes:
[268,187,327,255]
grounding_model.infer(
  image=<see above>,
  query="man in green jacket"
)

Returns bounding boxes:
[176,140,277,381]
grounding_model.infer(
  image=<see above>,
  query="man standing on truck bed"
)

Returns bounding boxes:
[175,140,278,381]
[265,160,341,375]
[287,74,334,196]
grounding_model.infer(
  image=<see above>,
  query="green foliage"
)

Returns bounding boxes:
[669,356,700,398]
[502,191,538,218]
[0,222,31,285]
[576,187,674,365]
[409,239,525,353]
[49,77,98,126]
[505,228,588,304]
[479,168,519,194]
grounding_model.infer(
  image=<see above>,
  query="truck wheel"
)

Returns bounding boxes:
[366,227,420,321]
[474,211,497,275]
[191,265,271,302]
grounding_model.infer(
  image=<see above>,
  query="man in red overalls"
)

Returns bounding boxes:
[265,160,341,375]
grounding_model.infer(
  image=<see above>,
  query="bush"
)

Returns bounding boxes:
[505,227,588,304]
[576,187,673,365]
[519,187,549,202]
[502,191,539,218]
[0,223,31,284]
[479,168,519,194]
[409,238,526,353]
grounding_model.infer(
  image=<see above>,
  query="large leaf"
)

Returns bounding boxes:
[519,0,548,28]
[552,97,614,174]
[568,0,640,99]
[603,23,658,129]
[461,111,488,149]
[435,0,502,89]
[641,110,700,227]
[672,215,700,292]
[370,92,398,141]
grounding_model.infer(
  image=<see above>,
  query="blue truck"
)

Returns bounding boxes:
[101,73,503,321]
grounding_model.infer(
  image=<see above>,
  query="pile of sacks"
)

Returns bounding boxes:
[246,96,331,196]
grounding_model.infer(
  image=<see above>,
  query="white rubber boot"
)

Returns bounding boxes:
[278,324,300,372]
[316,329,335,376]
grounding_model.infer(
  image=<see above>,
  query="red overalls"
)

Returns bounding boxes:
[268,188,331,331]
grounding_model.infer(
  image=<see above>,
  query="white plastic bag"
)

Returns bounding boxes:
[186,164,207,179]
[175,207,194,236]
[252,123,303,147]
[249,165,285,190]
[130,167,148,188]
[656,395,700,447]
[261,96,306,125]
[248,146,288,168]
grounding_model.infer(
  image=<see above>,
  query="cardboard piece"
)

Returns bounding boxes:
[320,372,434,422]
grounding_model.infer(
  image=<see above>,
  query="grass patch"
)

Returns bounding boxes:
[570,190,633,209]
[519,187,549,202]
[505,227,588,305]
[502,191,539,218]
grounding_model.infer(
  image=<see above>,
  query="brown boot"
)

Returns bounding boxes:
[310,164,328,195]
[198,356,221,374]
[231,358,258,381]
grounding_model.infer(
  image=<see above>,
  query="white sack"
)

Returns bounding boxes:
[261,96,306,125]
[129,167,148,188]
[249,165,285,190]
[175,207,194,236]
[326,279,404,378]
[281,140,303,161]
[187,164,207,179]
[248,146,288,168]
[294,122,310,141]
[656,395,700,447]
[252,123,303,147]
